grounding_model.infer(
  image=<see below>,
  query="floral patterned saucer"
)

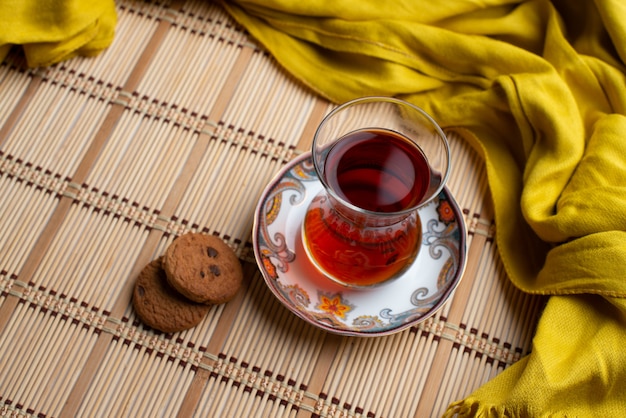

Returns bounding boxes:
[252,152,467,337]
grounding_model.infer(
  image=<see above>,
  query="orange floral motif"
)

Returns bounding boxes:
[261,254,278,279]
[317,294,352,319]
[264,195,282,225]
[437,200,455,224]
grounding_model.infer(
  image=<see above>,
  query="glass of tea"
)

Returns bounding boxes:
[302,97,450,287]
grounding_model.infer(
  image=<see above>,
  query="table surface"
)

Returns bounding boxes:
[0,1,544,417]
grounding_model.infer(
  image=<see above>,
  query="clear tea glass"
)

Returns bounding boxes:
[302,97,450,287]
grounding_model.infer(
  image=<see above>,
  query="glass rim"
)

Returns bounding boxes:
[312,96,451,217]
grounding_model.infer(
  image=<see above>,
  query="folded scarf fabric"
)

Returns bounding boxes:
[0,0,116,67]
[221,0,626,416]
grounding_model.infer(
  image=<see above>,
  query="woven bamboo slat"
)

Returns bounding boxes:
[0,1,545,417]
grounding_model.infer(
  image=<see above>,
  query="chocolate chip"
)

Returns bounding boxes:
[200,271,206,278]
[209,264,221,276]
[137,286,145,297]
[207,247,218,258]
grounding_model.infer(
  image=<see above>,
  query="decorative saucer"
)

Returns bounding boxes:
[252,152,467,337]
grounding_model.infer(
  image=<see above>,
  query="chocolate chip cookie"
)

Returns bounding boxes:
[132,257,211,333]
[163,233,243,304]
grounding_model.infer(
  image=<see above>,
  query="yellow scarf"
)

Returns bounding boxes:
[0,0,116,66]
[221,0,626,416]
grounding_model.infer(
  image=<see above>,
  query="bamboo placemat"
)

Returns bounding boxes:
[0,1,545,416]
